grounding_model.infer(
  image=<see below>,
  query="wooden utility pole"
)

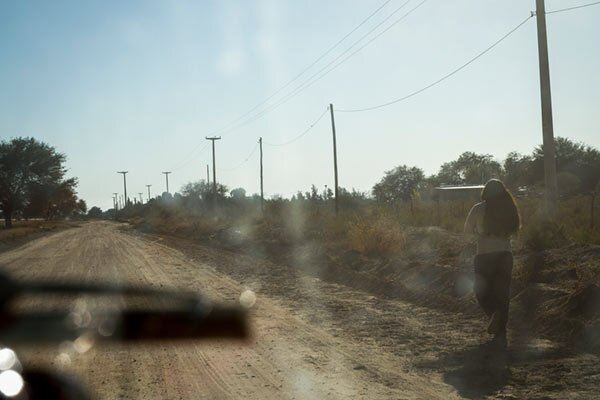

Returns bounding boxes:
[536,0,559,217]
[162,171,171,194]
[146,184,152,201]
[206,164,210,184]
[117,171,128,207]
[206,137,221,196]
[259,137,264,211]
[329,104,339,215]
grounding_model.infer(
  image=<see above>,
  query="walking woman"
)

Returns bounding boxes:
[464,179,520,340]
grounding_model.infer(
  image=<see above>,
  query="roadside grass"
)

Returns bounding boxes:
[0,220,77,245]
[130,194,598,259]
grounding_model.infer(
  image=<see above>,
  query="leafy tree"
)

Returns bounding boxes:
[309,184,321,201]
[181,180,228,200]
[0,137,74,228]
[432,152,502,186]
[373,165,425,203]
[503,151,534,190]
[87,206,103,219]
[77,199,87,215]
[23,178,80,220]
[230,187,247,199]
[338,187,369,208]
[530,137,600,194]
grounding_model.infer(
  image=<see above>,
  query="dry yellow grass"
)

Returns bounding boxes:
[0,220,76,244]
[347,217,406,256]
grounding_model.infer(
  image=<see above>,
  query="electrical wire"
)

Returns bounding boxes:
[222,0,395,126]
[336,15,533,113]
[171,0,397,156]
[211,0,418,141]
[228,0,423,127]
[263,107,329,147]
[170,142,211,172]
[547,1,600,14]
[168,1,427,171]
[221,142,260,172]
[274,0,428,107]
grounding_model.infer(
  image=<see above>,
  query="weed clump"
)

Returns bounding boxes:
[522,218,567,250]
[347,217,406,256]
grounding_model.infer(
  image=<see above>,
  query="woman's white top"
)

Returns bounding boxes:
[464,202,511,255]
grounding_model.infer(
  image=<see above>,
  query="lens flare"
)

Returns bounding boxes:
[0,370,24,397]
[0,349,17,371]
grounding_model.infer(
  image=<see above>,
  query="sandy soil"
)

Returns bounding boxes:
[0,221,597,399]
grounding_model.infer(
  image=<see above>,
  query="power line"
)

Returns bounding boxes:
[193,0,420,143]
[221,0,396,126]
[229,0,424,127]
[337,15,533,113]
[276,0,429,108]
[221,142,260,172]
[168,0,428,163]
[547,1,600,14]
[263,107,329,147]
[170,142,211,172]
[170,0,397,158]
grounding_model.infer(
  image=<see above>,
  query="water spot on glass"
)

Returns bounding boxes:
[455,273,474,296]
[54,353,72,367]
[98,317,117,337]
[239,290,257,308]
[74,333,95,354]
[0,349,18,371]
[58,341,75,357]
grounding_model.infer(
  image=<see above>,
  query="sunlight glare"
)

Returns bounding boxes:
[0,370,24,397]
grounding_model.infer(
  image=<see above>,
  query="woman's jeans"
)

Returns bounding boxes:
[473,251,513,334]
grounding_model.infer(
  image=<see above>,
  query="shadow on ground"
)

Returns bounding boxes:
[439,340,510,399]
[418,335,599,400]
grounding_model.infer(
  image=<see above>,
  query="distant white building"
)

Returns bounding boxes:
[434,185,484,201]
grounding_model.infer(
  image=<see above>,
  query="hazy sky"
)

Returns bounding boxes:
[1,0,599,210]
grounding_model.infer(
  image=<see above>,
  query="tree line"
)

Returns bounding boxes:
[2,136,598,227]
[373,137,600,204]
[105,136,600,219]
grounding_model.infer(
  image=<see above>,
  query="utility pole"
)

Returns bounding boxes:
[138,193,143,204]
[117,171,128,207]
[146,184,152,201]
[162,171,171,194]
[259,137,264,212]
[329,104,339,216]
[205,137,221,196]
[535,0,559,217]
[206,164,210,184]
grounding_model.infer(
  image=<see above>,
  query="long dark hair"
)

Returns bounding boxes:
[481,179,520,236]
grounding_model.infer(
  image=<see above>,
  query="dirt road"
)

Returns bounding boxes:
[0,222,597,399]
